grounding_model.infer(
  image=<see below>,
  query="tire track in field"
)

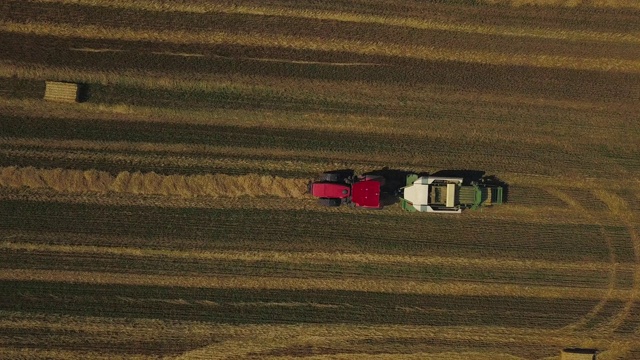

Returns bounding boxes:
[592,189,640,334]
[0,166,308,199]
[547,188,620,333]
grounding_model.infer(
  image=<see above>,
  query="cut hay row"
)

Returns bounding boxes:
[1,173,636,229]
[5,145,626,192]
[0,166,308,198]
[2,21,639,73]
[27,0,640,40]
[0,269,625,300]
[1,241,627,274]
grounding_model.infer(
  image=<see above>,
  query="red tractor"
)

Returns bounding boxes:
[308,171,386,209]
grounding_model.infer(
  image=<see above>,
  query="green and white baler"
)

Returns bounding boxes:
[400,175,503,213]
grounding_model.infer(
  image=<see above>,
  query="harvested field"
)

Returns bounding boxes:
[1,0,640,359]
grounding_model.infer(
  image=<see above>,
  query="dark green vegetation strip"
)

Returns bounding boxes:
[0,200,630,263]
[0,280,602,328]
[0,250,613,289]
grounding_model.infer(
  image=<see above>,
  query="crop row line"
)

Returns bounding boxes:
[3,311,637,348]
[2,21,639,73]
[0,269,624,300]
[0,312,607,341]
[27,0,640,41]
[1,241,625,274]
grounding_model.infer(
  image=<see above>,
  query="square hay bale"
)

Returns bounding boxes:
[44,81,79,102]
[561,348,598,360]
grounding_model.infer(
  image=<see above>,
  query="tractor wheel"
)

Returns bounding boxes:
[318,198,341,207]
[362,174,386,185]
[319,172,341,182]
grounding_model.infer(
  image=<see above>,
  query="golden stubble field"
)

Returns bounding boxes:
[1,0,640,359]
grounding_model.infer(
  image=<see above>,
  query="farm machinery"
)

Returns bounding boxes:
[400,174,503,213]
[309,170,504,213]
[308,171,390,209]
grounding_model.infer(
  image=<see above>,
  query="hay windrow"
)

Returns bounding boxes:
[0,166,308,199]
